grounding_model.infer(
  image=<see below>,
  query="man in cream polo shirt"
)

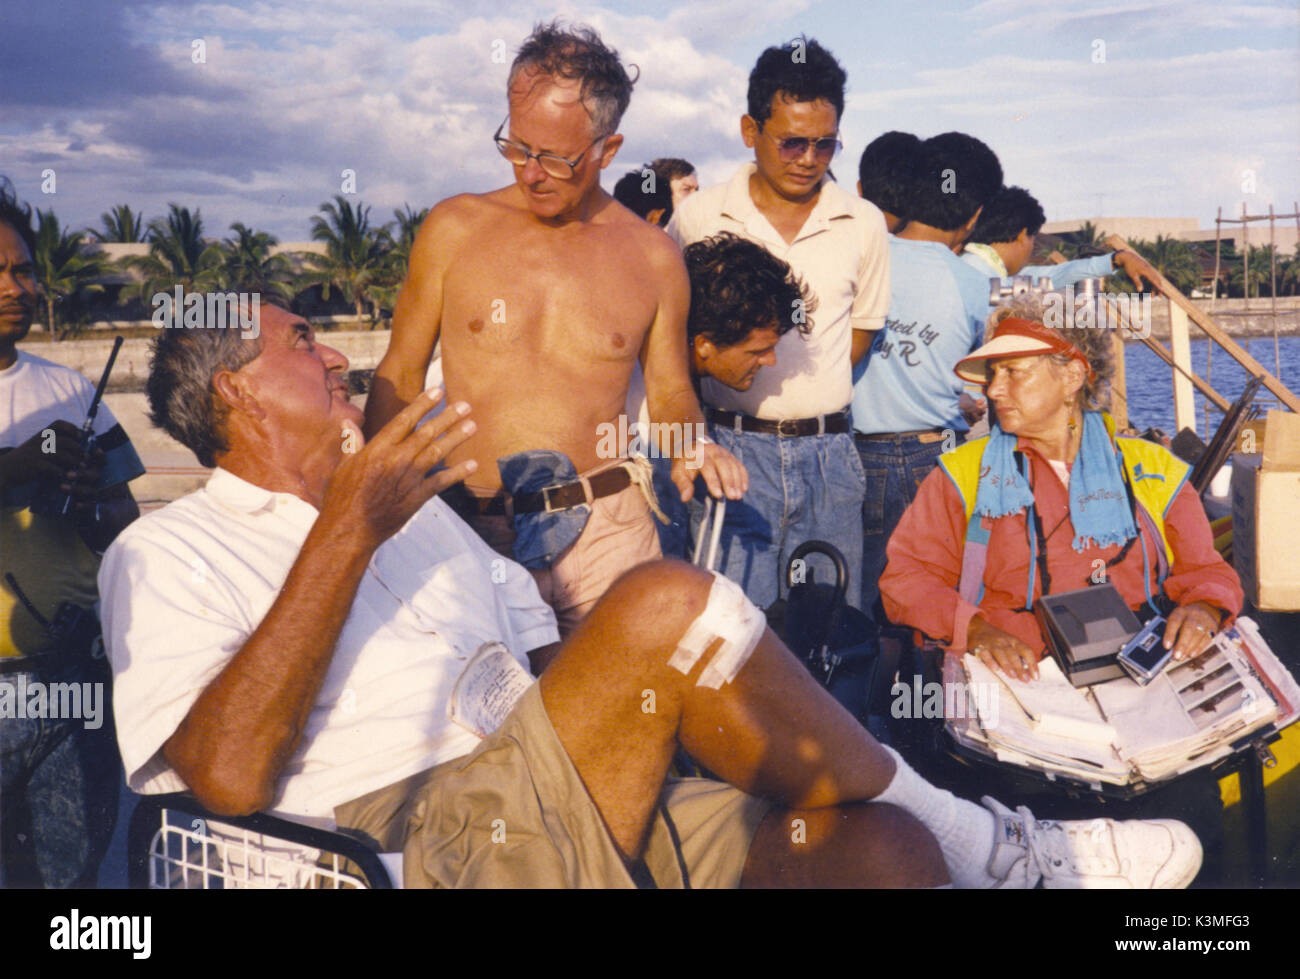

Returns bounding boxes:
[668,37,889,609]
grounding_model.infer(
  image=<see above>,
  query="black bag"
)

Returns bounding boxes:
[691,499,877,720]
[765,541,877,722]
[4,571,103,660]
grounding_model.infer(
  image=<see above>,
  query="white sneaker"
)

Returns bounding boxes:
[981,796,1203,889]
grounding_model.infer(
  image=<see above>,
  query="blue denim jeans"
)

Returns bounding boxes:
[497,449,591,569]
[649,454,691,559]
[857,434,947,621]
[690,427,866,610]
[0,655,120,887]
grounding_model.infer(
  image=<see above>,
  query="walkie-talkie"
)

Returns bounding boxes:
[31,336,123,518]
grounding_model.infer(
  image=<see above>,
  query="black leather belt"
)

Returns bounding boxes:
[705,407,850,437]
[443,465,634,517]
[854,428,948,443]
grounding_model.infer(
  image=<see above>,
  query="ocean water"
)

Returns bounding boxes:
[1123,335,1300,436]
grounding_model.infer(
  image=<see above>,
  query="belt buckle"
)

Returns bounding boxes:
[776,418,800,437]
[540,483,568,514]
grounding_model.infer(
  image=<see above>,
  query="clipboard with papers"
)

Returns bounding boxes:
[943,616,1300,795]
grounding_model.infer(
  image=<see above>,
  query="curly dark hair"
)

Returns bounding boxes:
[613,167,671,225]
[857,131,923,221]
[510,21,637,136]
[684,233,815,348]
[747,36,846,127]
[0,177,37,258]
[907,132,1003,231]
[968,185,1046,245]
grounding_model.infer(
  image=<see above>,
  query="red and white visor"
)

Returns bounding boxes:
[954,317,1094,384]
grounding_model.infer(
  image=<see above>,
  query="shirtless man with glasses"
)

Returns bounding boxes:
[366,23,745,641]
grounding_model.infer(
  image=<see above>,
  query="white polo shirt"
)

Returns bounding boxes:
[99,468,559,824]
[667,163,890,420]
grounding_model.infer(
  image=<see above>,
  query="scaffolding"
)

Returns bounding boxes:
[1211,203,1300,376]
[1100,234,1299,440]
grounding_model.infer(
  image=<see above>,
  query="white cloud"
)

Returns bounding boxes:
[966,0,1297,37]
[8,0,1296,237]
[664,0,816,48]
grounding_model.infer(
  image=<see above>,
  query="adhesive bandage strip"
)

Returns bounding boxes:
[666,571,767,688]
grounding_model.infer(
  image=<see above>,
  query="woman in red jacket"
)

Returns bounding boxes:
[879,298,1242,683]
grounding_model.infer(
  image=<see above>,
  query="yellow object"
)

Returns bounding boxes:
[939,412,1189,565]
[1,506,101,657]
[1219,723,1300,886]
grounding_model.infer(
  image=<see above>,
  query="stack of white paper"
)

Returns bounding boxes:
[945,618,1299,789]
[960,656,1130,785]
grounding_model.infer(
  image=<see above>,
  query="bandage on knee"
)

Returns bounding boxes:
[667,572,766,688]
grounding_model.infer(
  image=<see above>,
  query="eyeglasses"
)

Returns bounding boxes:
[759,127,841,163]
[493,117,607,179]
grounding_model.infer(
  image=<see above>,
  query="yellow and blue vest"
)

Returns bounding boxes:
[937,414,1190,607]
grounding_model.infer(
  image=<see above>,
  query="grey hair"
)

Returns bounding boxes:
[146,298,269,467]
[508,21,637,137]
[987,295,1116,412]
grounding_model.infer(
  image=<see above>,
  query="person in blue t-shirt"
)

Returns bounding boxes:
[961,185,1159,290]
[851,132,1002,620]
[856,131,924,235]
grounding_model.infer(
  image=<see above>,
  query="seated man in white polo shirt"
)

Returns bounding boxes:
[97,299,1203,889]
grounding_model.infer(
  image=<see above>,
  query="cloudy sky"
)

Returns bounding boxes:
[2,0,1296,242]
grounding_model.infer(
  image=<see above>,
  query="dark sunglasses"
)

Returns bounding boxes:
[760,128,841,163]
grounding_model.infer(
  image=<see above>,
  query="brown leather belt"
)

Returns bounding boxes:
[443,465,634,517]
[853,428,948,443]
[705,407,850,437]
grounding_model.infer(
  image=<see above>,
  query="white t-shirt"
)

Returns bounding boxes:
[99,468,560,824]
[667,163,890,420]
[1048,459,1072,489]
[0,350,137,479]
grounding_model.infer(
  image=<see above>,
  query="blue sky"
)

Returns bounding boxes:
[2,0,1296,241]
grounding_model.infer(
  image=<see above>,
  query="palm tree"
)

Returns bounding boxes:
[1227,244,1275,299]
[368,204,429,316]
[300,196,393,327]
[120,204,223,301]
[388,204,428,270]
[216,222,294,300]
[1057,220,1108,260]
[1209,240,1241,297]
[1281,243,1300,297]
[91,204,145,243]
[33,210,106,340]
[1246,243,1279,298]
[1121,235,1199,295]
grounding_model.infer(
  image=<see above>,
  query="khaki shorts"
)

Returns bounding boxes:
[461,468,662,638]
[334,683,772,888]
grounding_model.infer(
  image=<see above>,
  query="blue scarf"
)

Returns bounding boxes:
[974,411,1136,552]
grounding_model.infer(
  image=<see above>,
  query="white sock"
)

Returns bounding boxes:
[873,745,1001,888]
